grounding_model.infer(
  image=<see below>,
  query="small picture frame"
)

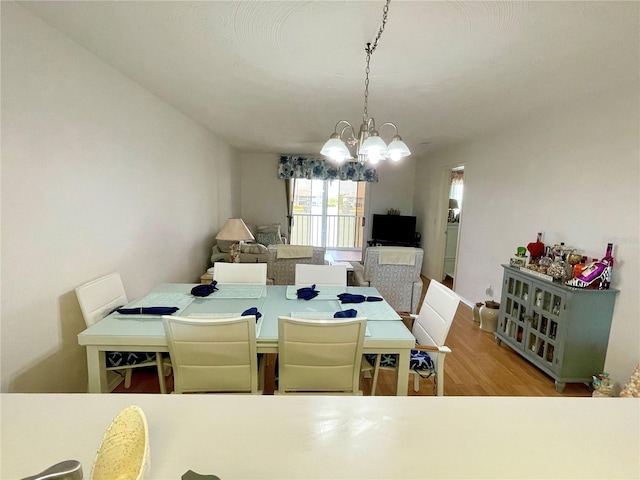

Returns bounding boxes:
[510,256,527,268]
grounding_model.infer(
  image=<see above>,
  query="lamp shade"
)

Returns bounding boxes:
[448,199,459,209]
[215,218,255,242]
[387,138,411,161]
[321,138,352,161]
[359,134,388,159]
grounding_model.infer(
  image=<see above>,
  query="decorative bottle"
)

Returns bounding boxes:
[600,243,614,289]
[572,256,587,279]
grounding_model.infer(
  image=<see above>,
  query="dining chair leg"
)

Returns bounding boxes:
[124,369,133,388]
[413,371,420,392]
[155,353,167,394]
[370,354,381,396]
[258,355,265,393]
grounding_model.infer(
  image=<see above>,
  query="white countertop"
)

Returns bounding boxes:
[2,394,638,479]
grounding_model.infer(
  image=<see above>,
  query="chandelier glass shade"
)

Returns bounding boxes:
[320,0,410,165]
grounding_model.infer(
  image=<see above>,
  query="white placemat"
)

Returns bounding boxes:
[340,301,401,321]
[187,312,263,336]
[289,312,370,336]
[114,292,195,319]
[211,285,266,299]
[290,311,336,319]
[286,285,346,300]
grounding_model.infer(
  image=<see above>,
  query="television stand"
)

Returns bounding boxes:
[368,239,420,248]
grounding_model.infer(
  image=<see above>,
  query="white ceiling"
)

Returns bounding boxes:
[18,1,639,159]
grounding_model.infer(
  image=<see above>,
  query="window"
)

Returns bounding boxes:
[291,179,365,249]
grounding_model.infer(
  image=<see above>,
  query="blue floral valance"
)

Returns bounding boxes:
[277,155,378,183]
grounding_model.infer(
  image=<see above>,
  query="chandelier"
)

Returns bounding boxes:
[321,0,410,165]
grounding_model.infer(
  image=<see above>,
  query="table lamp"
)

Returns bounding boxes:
[215,218,255,263]
[448,199,459,222]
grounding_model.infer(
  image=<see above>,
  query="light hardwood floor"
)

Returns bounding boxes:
[115,276,592,396]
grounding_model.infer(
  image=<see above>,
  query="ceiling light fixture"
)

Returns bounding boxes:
[321,0,410,165]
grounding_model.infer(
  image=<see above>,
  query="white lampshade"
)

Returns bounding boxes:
[367,152,381,164]
[359,134,388,160]
[321,137,352,161]
[215,218,255,242]
[387,138,411,161]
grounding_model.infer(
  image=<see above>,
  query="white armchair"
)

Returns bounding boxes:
[352,247,424,313]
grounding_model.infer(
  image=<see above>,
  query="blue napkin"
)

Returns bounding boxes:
[242,307,262,322]
[191,281,219,297]
[116,306,179,315]
[337,293,365,303]
[297,284,319,300]
[337,293,383,303]
[334,308,358,318]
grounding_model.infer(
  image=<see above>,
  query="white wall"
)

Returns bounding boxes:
[366,159,417,216]
[240,153,417,242]
[239,153,290,234]
[0,3,240,392]
[413,84,640,387]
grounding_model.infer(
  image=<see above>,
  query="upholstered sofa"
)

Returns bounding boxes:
[352,246,424,313]
[266,245,329,285]
[210,224,287,264]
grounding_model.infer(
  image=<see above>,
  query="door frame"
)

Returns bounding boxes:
[438,164,465,288]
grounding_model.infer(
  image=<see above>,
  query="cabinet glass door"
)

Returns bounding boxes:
[499,276,531,347]
[525,286,563,368]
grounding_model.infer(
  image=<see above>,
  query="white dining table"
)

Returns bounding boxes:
[77,284,415,395]
[3,394,638,480]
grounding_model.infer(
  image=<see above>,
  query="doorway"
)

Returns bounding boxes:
[442,166,464,287]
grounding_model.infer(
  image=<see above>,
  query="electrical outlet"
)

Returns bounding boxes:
[485,284,492,296]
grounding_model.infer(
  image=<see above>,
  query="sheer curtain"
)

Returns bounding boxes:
[449,168,464,219]
[285,178,296,238]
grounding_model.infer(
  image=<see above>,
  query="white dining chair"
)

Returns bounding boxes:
[162,315,262,394]
[295,264,347,286]
[365,279,460,396]
[75,273,167,393]
[276,316,367,395]
[212,262,267,285]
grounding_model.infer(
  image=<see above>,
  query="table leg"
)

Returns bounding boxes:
[395,348,410,396]
[86,347,107,393]
[156,353,167,394]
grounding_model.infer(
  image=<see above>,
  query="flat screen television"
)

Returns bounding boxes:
[371,214,417,244]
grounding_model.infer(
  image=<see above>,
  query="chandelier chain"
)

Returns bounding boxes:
[363,0,391,121]
[321,0,409,164]
[368,0,390,56]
